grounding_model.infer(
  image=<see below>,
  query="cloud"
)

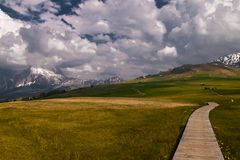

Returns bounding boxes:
[19,24,98,69]
[0,9,28,68]
[0,0,240,79]
[162,0,240,63]
[157,46,177,60]
[0,9,24,36]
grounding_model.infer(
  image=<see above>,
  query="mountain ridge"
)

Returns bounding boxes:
[0,67,123,100]
[1,52,240,101]
[158,52,240,77]
[213,52,240,67]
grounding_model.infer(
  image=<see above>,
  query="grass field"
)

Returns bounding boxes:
[204,75,240,159]
[44,75,240,103]
[210,102,240,160]
[0,99,196,160]
[43,74,240,159]
[0,72,239,159]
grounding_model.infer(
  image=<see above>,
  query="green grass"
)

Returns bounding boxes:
[0,101,195,160]
[1,73,240,160]
[210,97,240,160]
[44,76,240,103]
[43,75,240,159]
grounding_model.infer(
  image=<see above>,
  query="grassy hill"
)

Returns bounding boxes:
[38,63,240,159]
[159,63,240,78]
[42,64,240,102]
[0,63,239,160]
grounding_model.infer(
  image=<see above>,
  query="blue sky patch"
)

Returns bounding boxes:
[81,33,129,44]
[0,0,169,23]
[0,4,44,23]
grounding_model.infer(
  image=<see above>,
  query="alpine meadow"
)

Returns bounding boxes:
[0,0,240,160]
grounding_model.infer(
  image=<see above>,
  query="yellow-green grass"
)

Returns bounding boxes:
[1,73,240,160]
[0,98,196,160]
[210,96,240,160]
[42,75,240,159]
[43,76,240,104]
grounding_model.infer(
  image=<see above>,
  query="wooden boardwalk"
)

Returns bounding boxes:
[173,102,224,160]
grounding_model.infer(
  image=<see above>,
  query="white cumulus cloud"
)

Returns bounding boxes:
[0,0,240,79]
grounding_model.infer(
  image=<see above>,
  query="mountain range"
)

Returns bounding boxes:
[0,67,122,101]
[0,53,240,101]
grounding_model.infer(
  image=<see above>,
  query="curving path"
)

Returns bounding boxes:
[173,102,224,160]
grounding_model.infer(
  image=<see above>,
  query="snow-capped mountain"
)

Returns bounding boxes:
[0,67,65,100]
[213,53,240,67]
[0,66,123,100]
[15,67,64,88]
[59,76,123,90]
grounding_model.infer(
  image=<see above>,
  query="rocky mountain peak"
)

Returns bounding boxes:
[214,53,240,67]
[0,66,123,100]
[14,67,64,88]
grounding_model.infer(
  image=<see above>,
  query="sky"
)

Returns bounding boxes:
[0,0,240,79]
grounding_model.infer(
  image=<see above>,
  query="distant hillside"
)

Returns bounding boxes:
[159,63,240,78]
[159,52,240,78]
[3,53,240,101]
[39,62,240,100]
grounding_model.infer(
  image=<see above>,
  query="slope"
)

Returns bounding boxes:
[42,63,240,101]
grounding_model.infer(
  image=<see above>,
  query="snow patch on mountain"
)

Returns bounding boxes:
[0,66,123,92]
[214,53,240,67]
[58,76,123,90]
[15,67,64,88]
[16,81,36,88]
[30,67,63,79]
